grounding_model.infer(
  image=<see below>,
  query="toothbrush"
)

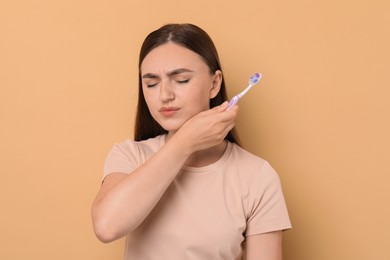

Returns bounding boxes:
[227,72,262,110]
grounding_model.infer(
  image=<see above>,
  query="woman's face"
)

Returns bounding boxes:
[140,42,222,134]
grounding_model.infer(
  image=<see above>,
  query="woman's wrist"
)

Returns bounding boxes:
[167,132,194,158]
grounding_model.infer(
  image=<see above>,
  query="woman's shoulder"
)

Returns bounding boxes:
[230,143,266,166]
[103,135,165,176]
[106,135,164,166]
[113,134,165,154]
[229,143,279,180]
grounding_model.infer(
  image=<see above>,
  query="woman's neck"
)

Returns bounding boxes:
[184,140,228,168]
[165,132,228,168]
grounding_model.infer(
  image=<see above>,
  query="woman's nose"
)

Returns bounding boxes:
[159,81,175,102]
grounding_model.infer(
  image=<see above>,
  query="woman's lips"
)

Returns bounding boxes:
[159,107,180,116]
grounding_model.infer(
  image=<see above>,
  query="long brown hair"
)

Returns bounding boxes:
[134,23,240,145]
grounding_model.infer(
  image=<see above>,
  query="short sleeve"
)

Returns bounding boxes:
[103,141,141,179]
[245,161,292,236]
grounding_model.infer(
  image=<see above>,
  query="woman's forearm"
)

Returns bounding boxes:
[91,137,192,243]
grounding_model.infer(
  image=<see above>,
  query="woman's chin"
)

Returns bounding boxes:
[156,118,189,134]
[159,123,182,134]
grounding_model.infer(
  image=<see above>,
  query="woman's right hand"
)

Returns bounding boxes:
[173,101,238,154]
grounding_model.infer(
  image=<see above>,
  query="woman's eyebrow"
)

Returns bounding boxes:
[142,68,194,79]
[142,73,159,79]
[167,68,194,76]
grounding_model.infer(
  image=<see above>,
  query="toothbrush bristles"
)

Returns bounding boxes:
[249,73,262,85]
[238,73,262,98]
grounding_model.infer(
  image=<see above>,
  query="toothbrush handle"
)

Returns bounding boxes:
[227,96,239,110]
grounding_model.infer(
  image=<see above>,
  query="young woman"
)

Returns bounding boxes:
[92,23,291,260]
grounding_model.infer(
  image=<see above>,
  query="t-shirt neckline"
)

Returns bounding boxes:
[159,134,233,174]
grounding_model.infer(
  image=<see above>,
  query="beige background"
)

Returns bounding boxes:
[1,0,389,259]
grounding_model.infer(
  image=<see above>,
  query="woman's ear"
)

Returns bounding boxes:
[209,70,223,99]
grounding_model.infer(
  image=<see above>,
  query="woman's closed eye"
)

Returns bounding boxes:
[143,76,190,87]
[177,79,190,84]
[144,80,158,87]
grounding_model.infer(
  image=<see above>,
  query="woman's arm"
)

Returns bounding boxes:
[91,103,237,243]
[91,138,191,243]
[244,231,283,260]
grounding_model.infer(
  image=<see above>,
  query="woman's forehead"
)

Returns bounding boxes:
[140,43,208,73]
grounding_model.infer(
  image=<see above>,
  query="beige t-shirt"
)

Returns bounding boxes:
[104,135,291,260]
